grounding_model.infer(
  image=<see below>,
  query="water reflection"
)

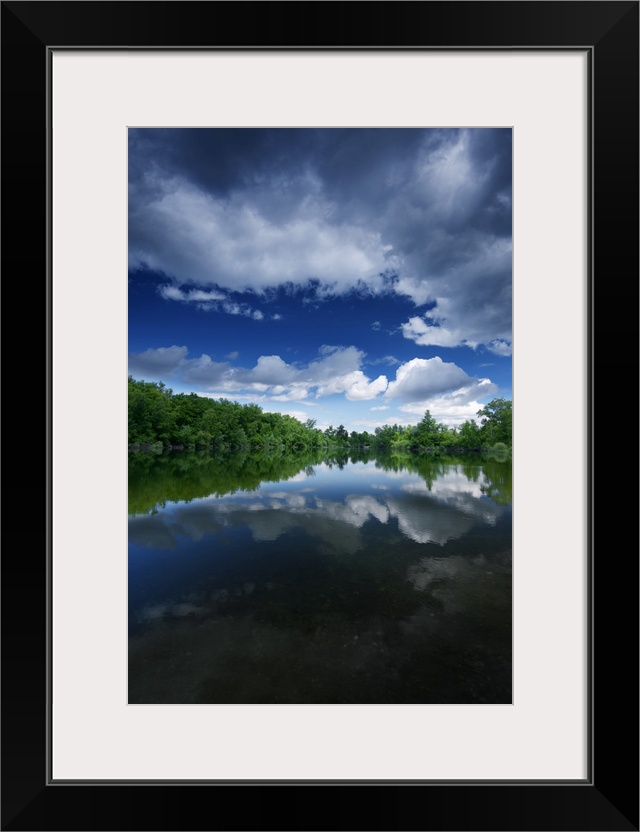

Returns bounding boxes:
[130,457,506,553]
[129,450,512,704]
[129,450,512,515]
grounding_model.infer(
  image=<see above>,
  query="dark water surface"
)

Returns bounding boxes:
[128,451,512,704]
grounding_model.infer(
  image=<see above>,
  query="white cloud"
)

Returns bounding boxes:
[269,389,310,402]
[350,415,414,430]
[128,345,188,378]
[397,380,498,427]
[262,407,312,423]
[130,176,393,296]
[385,357,470,401]
[220,301,265,320]
[397,238,512,349]
[159,283,276,321]
[369,355,400,366]
[249,355,299,386]
[364,357,501,426]
[129,129,512,350]
[348,373,389,400]
[130,344,391,404]
[159,285,226,303]
[401,314,464,348]
[181,354,229,386]
[487,339,512,357]
[129,340,503,429]
[316,370,388,401]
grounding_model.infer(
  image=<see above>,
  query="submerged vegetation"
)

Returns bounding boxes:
[129,376,512,455]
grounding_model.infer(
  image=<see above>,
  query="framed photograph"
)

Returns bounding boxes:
[126,122,516,711]
[2,2,637,830]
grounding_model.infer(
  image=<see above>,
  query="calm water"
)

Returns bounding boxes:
[128,451,512,704]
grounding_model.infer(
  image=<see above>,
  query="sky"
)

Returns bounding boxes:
[128,128,512,433]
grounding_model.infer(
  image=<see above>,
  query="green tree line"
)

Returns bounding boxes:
[129,376,511,454]
[372,398,512,455]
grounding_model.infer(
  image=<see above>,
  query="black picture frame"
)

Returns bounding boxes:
[2,2,638,830]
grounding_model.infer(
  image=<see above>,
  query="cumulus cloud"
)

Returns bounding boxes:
[385,357,470,401]
[128,343,499,424]
[316,370,388,401]
[248,355,299,386]
[128,344,388,403]
[381,358,498,426]
[487,339,512,357]
[130,175,393,296]
[128,345,188,377]
[129,127,512,349]
[181,354,229,386]
[396,380,498,427]
[398,238,512,349]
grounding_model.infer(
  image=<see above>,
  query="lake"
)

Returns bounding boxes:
[128,450,512,704]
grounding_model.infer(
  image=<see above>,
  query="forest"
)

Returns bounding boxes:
[128,376,512,454]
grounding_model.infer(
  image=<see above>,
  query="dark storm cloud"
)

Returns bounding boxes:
[129,128,321,197]
[129,128,512,349]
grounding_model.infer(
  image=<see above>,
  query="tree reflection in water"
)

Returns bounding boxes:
[128,450,512,704]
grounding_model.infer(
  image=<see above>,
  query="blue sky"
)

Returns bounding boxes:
[128,128,512,433]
